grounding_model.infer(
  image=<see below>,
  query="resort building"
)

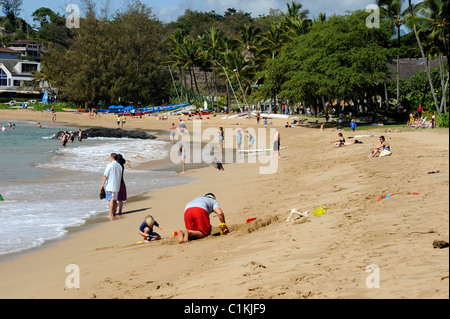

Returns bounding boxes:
[7,40,46,62]
[0,48,43,100]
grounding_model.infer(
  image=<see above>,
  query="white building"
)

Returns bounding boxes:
[0,48,42,98]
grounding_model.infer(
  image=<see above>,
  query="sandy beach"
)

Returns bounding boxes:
[0,109,448,299]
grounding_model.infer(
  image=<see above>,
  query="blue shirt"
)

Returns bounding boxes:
[139,221,159,233]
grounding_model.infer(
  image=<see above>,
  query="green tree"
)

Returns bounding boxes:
[255,10,394,114]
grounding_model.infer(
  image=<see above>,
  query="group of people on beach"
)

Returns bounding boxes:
[329,131,391,157]
[60,129,83,147]
[100,152,228,243]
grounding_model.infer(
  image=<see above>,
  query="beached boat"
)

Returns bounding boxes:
[251,112,289,119]
[116,111,152,117]
[182,111,212,116]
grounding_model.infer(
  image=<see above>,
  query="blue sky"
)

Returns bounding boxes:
[19,0,421,26]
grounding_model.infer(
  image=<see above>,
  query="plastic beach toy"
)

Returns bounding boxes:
[219,223,228,235]
[173,231,178,237]
[313,206,326,216]
[246,218,257,223]
[0,194,3,201]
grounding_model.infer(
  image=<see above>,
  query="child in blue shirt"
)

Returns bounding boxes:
[138,215,168,241]
[350,119,357,132]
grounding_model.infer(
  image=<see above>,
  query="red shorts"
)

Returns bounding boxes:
[184,207,212,236]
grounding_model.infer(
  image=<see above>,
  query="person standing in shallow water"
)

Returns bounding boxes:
[116,154,127,216]
[100,153,123,221]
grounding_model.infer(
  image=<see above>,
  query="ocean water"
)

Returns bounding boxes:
[0,120,187,257]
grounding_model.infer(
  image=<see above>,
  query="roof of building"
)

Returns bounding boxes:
[0,58,39,76]
[0,47,21,54]
[390,57,446,81]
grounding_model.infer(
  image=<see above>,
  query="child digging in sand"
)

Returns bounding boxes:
[138,215,168,242]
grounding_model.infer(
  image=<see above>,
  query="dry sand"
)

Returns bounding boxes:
[0,109,448,299]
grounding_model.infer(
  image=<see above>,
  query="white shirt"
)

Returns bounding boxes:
[104,161,123,192]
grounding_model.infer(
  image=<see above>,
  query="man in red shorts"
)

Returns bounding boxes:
[178,193,229,243]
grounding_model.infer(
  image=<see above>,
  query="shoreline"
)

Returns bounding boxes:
[0,108,448,299]
[0,111,199,263]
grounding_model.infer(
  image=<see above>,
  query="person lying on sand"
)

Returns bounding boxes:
[368,136,390,158]
[330,133,362,147]
[386,128,401,133]
[178,193,229,243]
[138,215,168,242]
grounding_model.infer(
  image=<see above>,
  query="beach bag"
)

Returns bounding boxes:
[100,188,106,200]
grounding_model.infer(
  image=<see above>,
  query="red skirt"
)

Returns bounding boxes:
[184,207,212,236]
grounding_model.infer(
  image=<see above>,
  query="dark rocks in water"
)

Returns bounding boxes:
[83,128,156,140]
[52,128,156,140]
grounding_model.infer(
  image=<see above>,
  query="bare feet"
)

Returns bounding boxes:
[178,229,188,244]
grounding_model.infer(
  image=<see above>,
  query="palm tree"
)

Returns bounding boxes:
[167,34,204,106]
[237,24,261,62]
[258,22,286,60]
[377,0,409,111]
[201,27,224,109]
[413,0,449,113]
[279,1,311,40]
[406,0,442,113]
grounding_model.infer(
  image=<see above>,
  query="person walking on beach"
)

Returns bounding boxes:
[121,116,126,128]
[218,127,224,152]
[236,130,243,153]
[170,123,177,144]
[350,119,357,132]
[116,154,127,215]
[100,153,123,220]
[179,120,186,135]
[245,130,255,150]
[178,193,229,243]
[179,144,186,175]
[117,115,121,128]
[256,111,261,125]
[272,128,281,159]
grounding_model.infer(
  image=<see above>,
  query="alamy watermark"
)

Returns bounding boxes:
[65,264,80,289]
[169,120,280,175]
[365,264,380,288]
[366,4,380,29]
[66,4,80,29]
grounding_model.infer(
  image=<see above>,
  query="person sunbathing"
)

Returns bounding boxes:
[368,136,390,158]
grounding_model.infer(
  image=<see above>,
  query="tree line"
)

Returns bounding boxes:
[2,0,448,117]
